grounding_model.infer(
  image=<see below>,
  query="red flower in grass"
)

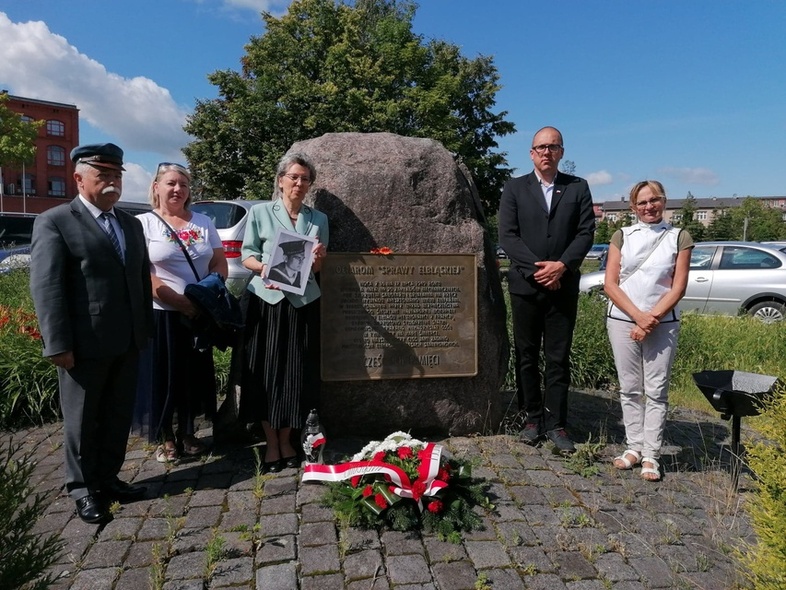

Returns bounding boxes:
[397,446,413,460]
[412,480,426,502]
[427,500,443,514]
[374,493,388,509]
[362,485,374,498]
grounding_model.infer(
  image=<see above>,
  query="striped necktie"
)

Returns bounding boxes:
[100,212,124,261]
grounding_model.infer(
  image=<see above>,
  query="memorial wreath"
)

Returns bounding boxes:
[302,432,492,540]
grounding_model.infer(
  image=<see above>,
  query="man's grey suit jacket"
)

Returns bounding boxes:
[30,197,153,358]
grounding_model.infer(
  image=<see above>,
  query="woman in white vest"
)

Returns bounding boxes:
[603,180,693,481]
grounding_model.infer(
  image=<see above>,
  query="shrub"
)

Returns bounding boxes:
[742,384,786,589]
[0,284,60,428]
[0,440,65,589]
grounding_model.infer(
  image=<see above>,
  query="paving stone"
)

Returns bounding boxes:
[210,556,254,587]
[259,512,299,537]
[125,540,157,568]
[508,545,557,574]
[256,561,298,590]
[299,543,341,575]
[594,552,639,581]
[163,579,204,590]
[628,556,677,588]
[259,493,297,515]
[69,567,119,589]
[257,535,297,565]
[81,539,131,568]
[172,526,212,553]
[464,539,512,568]
[183,505,223,528]
[422,536,469,562]
[137,517,174,541]
[564,581,608,590]
[551,550,597,580]
[346,577,390,590]
[343,549,384,581]
[524,573,569,589]
[381,530,426,556]
[481,568,526,589]
[165,551,206,580]
[301,572,345,589]
[263,476,298,496]
[341,527,381,552]
[386,554,432,585]
[300,521,338,546]
[301,502,335,522]
[187,487,226,507]
[115,567,151,590]
[431,560,477,590]
[523,504,562,526]
[461,516,497,541]
[219,508,258,531]
[100,516,143,540]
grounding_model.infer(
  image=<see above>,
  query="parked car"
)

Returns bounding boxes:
[0,213,36,274]
[190,199,266,296]
[585,243,609,260]
[116,200,152,215]
[580,241,786,322]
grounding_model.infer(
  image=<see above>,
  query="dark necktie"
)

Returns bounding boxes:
[100,212,123,261]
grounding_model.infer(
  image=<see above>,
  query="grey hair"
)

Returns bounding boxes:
[272,152,317,200]
[148,163,192,209]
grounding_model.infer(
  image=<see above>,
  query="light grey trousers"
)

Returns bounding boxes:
[606,317,680,459]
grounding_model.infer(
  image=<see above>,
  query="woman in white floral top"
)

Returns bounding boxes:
[133,163,227,463]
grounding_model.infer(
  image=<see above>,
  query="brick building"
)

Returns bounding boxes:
[1,92,80,214]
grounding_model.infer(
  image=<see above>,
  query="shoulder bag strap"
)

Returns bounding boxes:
[151,211,201,282]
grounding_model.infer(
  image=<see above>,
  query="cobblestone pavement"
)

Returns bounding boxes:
[5,389,755,590]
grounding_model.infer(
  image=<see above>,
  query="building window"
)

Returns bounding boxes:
[47,145,66,166]
[22,174,35,195]
[697,210,708,221]
[48,176,66,197]
[46,119,65,137]
[20,115,33,123]
[606,213,617,222]
[672,213,682,223]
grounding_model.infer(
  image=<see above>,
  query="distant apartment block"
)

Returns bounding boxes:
[1,91,79,214]
[599,196,786,226]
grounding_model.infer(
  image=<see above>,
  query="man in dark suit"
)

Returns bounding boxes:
[30,143,153,523]
[499,127,595,455]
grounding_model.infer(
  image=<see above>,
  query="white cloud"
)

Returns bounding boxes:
[0,13,190,157]
[223,0,279,10]
[119,163,153,203]
[657,167,720,186]
[586,170,614,186]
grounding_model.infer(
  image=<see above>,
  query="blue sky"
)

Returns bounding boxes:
[1,1,784,204]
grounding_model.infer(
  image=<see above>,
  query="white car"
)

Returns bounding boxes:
[580,241,786,323]
[191,199,266,296]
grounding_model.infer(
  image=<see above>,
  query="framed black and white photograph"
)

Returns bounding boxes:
[263,228,317,295]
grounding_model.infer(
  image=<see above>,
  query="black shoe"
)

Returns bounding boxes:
[280,455,300,470]
[262,460,282,474]
[518,422,543,445]
[547,429,576,456]
[75,495,109,524]
[100,479,147,503]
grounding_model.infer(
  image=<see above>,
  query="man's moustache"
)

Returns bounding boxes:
[101,186,121,195]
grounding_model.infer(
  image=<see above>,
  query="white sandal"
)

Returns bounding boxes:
[640,457,661,481]
[613,449,641,470]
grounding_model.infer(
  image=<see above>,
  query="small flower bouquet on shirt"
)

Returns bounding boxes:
[302,432,492,541]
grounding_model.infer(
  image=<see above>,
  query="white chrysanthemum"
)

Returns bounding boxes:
[351,431,426,461]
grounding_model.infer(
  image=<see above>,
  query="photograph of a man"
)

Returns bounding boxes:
[268,239,308,288]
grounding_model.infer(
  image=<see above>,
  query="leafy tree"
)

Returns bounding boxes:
[184,0,515,212]
[560,159,576,175]
[673,191,705,241]
[706,197,785,241]
[0,94,41,169]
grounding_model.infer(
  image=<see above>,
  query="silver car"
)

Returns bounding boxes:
[580,241,786,323]
[191,199,266,296]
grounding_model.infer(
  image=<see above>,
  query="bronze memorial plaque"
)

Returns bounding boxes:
[320,253,477,381]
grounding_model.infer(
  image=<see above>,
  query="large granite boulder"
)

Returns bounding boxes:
[294,132,508,437]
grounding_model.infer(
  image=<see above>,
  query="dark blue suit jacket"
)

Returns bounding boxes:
[499,171,595,297]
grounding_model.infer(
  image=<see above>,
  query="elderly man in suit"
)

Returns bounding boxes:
[30,143,153,523]
[499,126,595,455]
